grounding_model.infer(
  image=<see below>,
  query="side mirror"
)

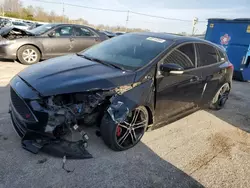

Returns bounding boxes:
[160,63,184,75]
[48,31,55,37]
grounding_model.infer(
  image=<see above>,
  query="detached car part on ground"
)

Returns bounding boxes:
[9,33,233,159]
[0,23,107,65]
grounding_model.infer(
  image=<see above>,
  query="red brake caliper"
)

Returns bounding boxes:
[116,125,122,137]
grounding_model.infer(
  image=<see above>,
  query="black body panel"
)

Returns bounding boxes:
[18,54,136,96]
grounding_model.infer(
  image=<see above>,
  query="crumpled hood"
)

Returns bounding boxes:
[18,54,136,96]
[0,26,34,37]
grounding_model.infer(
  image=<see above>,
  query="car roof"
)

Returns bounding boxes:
[49,23,94,29]
[131,32,208,42]
[131,32,218,47]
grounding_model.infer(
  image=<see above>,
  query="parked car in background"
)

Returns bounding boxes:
[0,18,11,28]
[27,22,44,30]
[9,32,233,158]
[101,30,116,38]
[10,21,31,30]
[0,19,31,30]
[0,23,108,64]
[115,31,126,36]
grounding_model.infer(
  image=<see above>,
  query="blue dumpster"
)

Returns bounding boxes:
[205,18,250,81]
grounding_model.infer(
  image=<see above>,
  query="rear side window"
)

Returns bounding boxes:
[217,48,227,62]
[164,43,195,70]
[196,43,219,67]
[74,27,94,36]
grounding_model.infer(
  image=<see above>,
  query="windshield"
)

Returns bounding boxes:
[29,23,57,35]
[80,34,171,71]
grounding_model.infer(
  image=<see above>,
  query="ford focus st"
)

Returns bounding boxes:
[9,32,233,158]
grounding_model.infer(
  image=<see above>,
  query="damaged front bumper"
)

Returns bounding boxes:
[10,101,92,159]
[9,73,147,158]
[9,76,93,159]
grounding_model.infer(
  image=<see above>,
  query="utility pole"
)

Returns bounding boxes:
[192,17,198,36]
[1,5,4,16]
[125,10,129,32]
[62,1,65,22]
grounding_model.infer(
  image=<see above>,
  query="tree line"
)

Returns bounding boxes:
[1,0,150,32]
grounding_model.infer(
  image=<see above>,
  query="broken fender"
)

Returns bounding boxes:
[0,26,34,40]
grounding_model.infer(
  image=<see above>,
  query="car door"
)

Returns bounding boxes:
[71,26,99,52]
[41,25,75,58]
[154,43,205,126]
[195,43,225,105]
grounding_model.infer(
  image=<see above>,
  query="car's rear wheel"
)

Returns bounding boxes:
[210,83,230,110]
[100,106,149,151]
[17,45,41,65]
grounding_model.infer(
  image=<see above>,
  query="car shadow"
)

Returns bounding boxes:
[0,84,10,114]
[0,84,204,188]
[71,126,204,188]
[207,81,250,133]
[0,58,15,63]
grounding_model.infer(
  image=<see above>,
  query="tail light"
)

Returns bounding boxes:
[228,62,234,70]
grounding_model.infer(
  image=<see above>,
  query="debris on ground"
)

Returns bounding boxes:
[62,155,75,173]
[37,158,47,164]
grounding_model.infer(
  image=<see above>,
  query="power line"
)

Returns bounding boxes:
[32,0,127,12]
[31,0,207,22]
[130,11,192,22]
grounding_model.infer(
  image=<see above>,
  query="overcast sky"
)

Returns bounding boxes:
[22,0,250,34]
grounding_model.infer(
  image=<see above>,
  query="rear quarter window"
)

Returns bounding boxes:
[217,48,227,62]
[196,43,219,67]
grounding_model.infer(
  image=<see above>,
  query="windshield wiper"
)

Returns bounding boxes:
[76,53,126,71]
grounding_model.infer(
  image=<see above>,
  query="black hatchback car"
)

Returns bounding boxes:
[9,32,233,158]
[0,23,107,65]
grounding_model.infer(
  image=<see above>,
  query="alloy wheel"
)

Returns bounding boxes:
[115,106,148,149]
[212,83,230,108]
[22,49,38,64]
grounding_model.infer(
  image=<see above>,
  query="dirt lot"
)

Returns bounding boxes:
[1,60,250,188]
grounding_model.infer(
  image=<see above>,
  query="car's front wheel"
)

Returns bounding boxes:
[101,106,149,151]
[17,45,41,65]
[210,83,230,110]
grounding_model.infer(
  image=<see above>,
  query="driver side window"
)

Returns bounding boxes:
[53,26,73,37]
[163,43,195,70]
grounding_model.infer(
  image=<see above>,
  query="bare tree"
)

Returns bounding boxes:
[4,0,22,13]
[2,1,150,32]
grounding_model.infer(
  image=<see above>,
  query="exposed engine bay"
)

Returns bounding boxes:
[46,92,109,130]
[14,85,133,159]
[0,27,33,40]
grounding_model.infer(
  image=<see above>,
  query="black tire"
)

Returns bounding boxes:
[100,106,148,151]
[210,83,230,110]
[17,45,41,65]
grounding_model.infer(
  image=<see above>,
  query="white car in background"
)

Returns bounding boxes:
[11,21,31,30]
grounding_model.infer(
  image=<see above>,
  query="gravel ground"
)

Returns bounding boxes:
[1,60,250,188]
